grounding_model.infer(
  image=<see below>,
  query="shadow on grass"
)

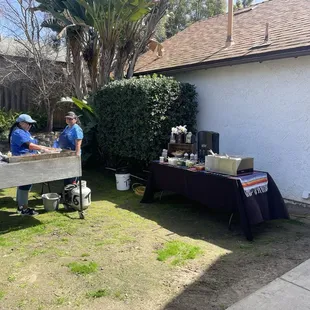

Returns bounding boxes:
[86,169,250,242]
[0,209,42,234]
[84,169,310,309]
[0,187,45,234]
[1,169,310,309]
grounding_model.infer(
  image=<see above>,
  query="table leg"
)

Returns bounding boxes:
[40,182,51,195]
[78,176,84,219]
[159,191,164,201]
[228,213,234,231]
[235,181,253,241]
[140,171,156,203]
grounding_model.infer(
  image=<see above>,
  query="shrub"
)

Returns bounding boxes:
[70,97,99,166]
[27,110,48,132]
[92,75,198,169]
[0,108,47,141]
[0,109,19,141]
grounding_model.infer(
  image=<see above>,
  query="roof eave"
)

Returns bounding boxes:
[135,46,310,76]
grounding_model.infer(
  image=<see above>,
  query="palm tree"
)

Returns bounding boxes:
[35,0,93,98]
[35,0,169,88]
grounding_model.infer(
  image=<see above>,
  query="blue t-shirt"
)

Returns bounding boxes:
[11,128,38,156]
[58,124,83,151]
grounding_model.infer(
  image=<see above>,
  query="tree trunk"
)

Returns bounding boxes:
[69,36,85,99]
[88,54,99,92]
[114,47,131,80]
[114,56,127,80]
[46,101,55,133]
[99,46,115,87]
[114,38,135,80]
[126,51,139,79]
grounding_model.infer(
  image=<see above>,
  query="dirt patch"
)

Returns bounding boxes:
[1,171,310,310]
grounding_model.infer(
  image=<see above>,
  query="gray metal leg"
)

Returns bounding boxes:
[78,176,84,219]
[40,182,51,195]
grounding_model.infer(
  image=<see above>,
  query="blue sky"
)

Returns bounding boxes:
[0,0,266,36]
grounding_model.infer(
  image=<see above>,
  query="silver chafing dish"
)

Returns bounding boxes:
[205,154,254,176]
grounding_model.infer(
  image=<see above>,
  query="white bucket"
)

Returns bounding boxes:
[115,173,131,191]
[42,193,60,212]
[78,180,87,188]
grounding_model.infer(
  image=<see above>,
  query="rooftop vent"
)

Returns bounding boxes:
[234,5,258,16]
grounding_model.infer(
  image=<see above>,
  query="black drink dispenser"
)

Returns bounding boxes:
[197,131,220,162]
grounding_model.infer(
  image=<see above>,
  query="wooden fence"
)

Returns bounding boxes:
[0,83,70,129]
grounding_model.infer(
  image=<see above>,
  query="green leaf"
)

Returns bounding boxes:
[72,97,93,113]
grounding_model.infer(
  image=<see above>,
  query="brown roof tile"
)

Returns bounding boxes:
[135,0,310,74]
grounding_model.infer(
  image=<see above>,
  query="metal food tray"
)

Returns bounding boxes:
[4,150,76,163]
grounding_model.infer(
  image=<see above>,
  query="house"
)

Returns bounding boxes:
[0,36,68,128]
[135,0,310,204]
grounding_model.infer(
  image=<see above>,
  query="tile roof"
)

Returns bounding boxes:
[0,37,66,63]
[135,0,310,74]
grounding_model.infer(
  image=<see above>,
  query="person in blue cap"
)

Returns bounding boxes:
[54,111,83,185]
[8,114,57,216]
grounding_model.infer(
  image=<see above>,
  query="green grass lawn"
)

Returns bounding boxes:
[1,170,310,310]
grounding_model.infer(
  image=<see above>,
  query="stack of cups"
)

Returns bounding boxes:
[160,149,168,163]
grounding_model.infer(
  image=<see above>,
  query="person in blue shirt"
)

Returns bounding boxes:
[54,111,84,185]
[9,114,58,216]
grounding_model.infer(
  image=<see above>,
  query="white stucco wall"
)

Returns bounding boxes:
[174,56,310,203]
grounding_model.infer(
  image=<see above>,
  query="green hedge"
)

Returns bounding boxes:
[92,75,198,169]
[0,109,19,141]
[0,108,47,141]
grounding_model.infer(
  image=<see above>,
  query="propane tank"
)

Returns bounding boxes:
[64,181,91,211]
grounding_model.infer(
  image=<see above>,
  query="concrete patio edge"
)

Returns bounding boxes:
[226,258,310,310]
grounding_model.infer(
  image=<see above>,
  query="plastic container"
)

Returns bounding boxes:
[42,193,60,212]
[168,158,178,165]
[186,132,192,143]
[115,168,131,191]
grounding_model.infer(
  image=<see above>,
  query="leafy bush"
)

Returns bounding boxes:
[27,110,48,132]
[92,75,198,169]
[0,109,19,141]
[0,108,47,141]
[71,97,99,166]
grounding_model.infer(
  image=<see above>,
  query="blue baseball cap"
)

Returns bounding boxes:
[16,114,37,124]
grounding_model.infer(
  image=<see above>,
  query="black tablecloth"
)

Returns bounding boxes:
[141,162,289,240]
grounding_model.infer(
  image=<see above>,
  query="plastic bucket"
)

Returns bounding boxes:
[115,173,131,191]
[42,193,60,212]
[77,180,87,188]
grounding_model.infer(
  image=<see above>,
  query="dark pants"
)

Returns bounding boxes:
[17,184,32,208]
[19,184,32,191]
